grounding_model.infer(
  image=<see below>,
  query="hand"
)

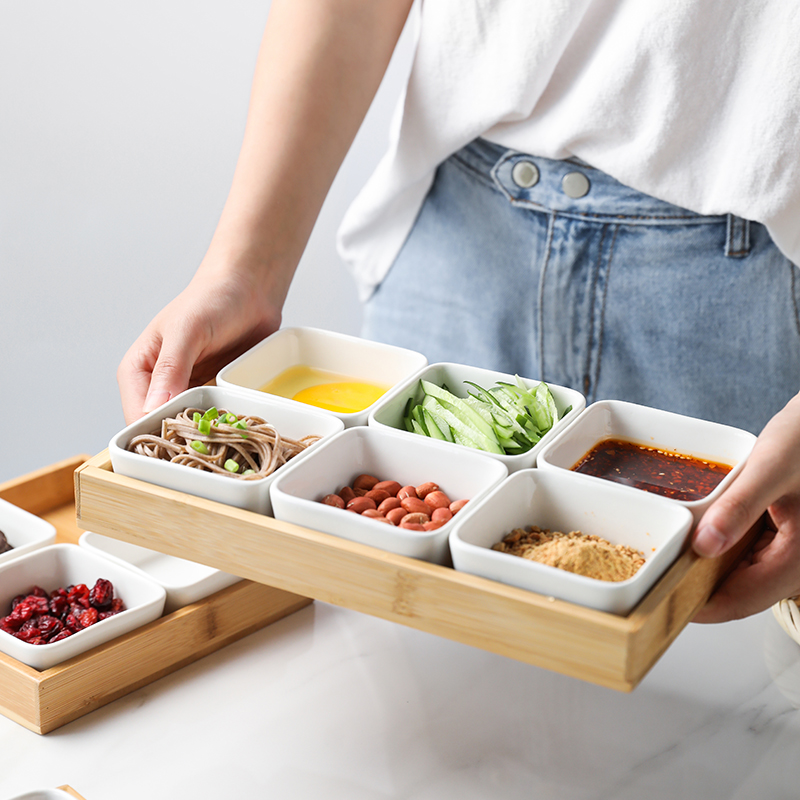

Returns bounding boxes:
[117,259,284,424]
[692,392,800,623]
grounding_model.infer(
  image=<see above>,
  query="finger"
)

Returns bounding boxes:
[142,327,203,415]
[693,525,800,622]
[693,424,798,559]
[117,335,162,425]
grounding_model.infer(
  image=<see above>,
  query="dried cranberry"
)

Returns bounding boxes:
[49,594,68,618]
[68,584,90,604]
[64,613,82,633]
[89,578,114,609]
[30,586,48,598]
[37,615,63,637]
[9,594,25,610]
[112,598,125,613]
[7,603,34,624]
[25,595,50,614]
[49,629,72,642]
[79,607,99,628]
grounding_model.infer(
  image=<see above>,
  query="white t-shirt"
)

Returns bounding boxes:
[337,0,800,301]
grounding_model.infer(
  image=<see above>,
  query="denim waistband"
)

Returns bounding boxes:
[452,138,727,226]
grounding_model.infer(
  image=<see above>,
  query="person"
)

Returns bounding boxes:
[117,0,800,624]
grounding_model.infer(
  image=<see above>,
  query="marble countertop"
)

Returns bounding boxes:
[2,600,799,799]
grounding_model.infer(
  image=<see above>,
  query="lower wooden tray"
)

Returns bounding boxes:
[0,456,312,735]
[59,788,87,800]
[74,451,761,692]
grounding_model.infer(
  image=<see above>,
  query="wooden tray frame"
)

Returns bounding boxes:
[58,788,87,800]
[0,456,312,735]
[74,451,761,692]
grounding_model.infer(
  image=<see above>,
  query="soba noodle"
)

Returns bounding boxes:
[128,407,320,479]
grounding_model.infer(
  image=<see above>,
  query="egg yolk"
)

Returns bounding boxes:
[292,382,386,414]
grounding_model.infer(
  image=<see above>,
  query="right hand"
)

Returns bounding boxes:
[117,260,283,425]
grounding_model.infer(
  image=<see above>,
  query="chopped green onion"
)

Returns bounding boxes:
[224,459,240,473]
[192,412,201,424]
[241,469,255,476]
[198,418,211,435]
[190,440,209,455]
[233,419,248,438]
[201,407,219,421]
[225,413,237,424]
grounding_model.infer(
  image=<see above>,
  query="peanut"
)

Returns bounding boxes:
[385,507,408,525]
[321,494,345,509]
[449,498,469,514]
[352,474,380,492]
[373,480,402,496]
[431,506,453,523]
[416,481,439,498]
[400,496,429,515]
[377,496,402,514]
[365,488,391,505]
[338,486,356,504]
[423,490,451,510]
[400,512,430,526]
[346,496,377,514]
[397,485,418,500]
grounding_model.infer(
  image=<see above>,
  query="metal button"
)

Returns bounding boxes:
[511,160,539,189]
[562,171,590,198]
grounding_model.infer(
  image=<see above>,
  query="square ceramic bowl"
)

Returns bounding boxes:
[536,400,757,523]
[216,326,429,427]
[79,531,241,614]
[0,543,166,670]
[368,362,586,472]
[449,469,694,614]
[109,385,344,515]
[0,499,57,566]
[269,426,509,564]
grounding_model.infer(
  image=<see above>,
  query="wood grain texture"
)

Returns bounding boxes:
[75,451,762,691]
[0,457,312,734]
[58,787,88,800]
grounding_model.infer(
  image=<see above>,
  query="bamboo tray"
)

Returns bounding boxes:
[58,789,87,800]
[75,451,761,692]
[0,456,312,735]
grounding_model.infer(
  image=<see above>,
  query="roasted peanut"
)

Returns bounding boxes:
[377,496,402,514]
[365,488,391,505]
[423,519,447,531]
[386,507,408,525]
[416,481,439,498]
[397,485,418,500]
[373,480,401,496]
[352,474,380,492]
[399,519,426,530]
[321,494,345,509]
[338,486,356,504]
[400,496,429,515]
[449,498,469,514]
[361,509,386,519]
[400,511,430,526]
[431,506,453,523]
[346,496,377,514]
[423,490,451,510]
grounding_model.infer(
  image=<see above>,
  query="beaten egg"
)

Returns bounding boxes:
[260,365,388,414]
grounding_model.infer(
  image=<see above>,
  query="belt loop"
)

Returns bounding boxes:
[725,214,751,258]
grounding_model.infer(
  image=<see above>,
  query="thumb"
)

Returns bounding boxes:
[142,337,200,415]
[693,441,783,559]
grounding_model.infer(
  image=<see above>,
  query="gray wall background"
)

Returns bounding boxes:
[0,2,414,482]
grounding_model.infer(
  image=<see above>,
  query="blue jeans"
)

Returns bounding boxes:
[362,138,800,435]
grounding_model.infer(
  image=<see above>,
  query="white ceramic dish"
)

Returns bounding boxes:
[216,326,429,427]
[0,543,166,670]
[0,498,57,566]
[269,426,508,564]
[5,790,76,800]
[449,469,694,614]
[368,362,586,473]
[79,531,241,614]
[536,399,757,523]
[109,385,344,515]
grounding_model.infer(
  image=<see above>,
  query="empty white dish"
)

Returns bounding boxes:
[0,543,166,670]
[449,468,694,614]
[216,326,429,427]
[536,399,756,522]
[109,385,344,515]
[368,362,585,472]
[0,498,57,566]
[79,531,241,614]
[270,426,508,564]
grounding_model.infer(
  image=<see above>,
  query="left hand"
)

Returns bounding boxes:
[692,392,800,623]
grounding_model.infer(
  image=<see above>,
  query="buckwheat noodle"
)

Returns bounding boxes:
[128,407,320,479]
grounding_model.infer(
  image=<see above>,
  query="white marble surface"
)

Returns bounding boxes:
[2,599,800,799]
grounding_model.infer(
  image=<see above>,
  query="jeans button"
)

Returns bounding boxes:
[562,171,590,198]
[512,160,540,189]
